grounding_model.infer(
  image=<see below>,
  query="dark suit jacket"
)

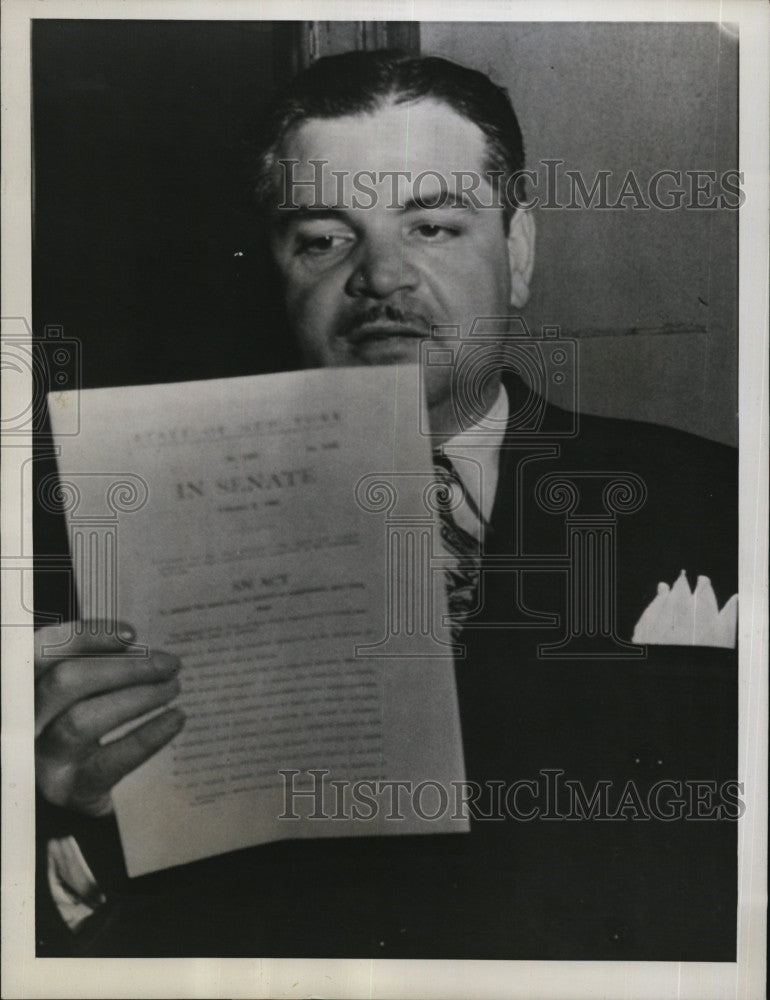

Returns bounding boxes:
[36,386,738,960]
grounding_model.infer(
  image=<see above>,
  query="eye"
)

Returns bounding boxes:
[296,234,354,256]
[412,223,460,242]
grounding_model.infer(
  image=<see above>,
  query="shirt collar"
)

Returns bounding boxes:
[437,384,509,526]
[442,383,509,454]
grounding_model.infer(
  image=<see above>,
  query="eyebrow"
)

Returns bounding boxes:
[276,206,348,222]
[269,207,350,235]
[403,192,476,212]
[275,193,476,227]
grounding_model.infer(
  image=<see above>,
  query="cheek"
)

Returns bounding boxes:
[282,267,351,360]
[427,240,511,317]
[271,239,346,321]
[468,241,511,307]
[283,267,338,325]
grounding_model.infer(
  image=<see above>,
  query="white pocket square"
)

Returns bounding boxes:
[632,570,737,648]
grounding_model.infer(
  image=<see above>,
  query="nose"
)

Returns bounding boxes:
[345,236,419,300]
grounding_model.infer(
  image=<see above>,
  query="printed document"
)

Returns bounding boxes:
[49,366,467,876]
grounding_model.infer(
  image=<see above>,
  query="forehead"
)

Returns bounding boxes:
[275,98,490,192]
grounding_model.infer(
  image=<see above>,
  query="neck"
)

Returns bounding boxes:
[427,373,502,446]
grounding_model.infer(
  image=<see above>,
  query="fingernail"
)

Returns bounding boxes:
[154,652,182,674]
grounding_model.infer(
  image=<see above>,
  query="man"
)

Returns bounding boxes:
[35,50,737,959]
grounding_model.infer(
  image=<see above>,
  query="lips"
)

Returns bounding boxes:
[348,323,427,345]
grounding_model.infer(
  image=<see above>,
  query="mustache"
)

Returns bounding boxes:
[340,304,432,342]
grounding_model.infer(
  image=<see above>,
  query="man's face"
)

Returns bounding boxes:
[269,99,514,425]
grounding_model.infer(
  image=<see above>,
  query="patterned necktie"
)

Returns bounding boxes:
[432,452,487,642]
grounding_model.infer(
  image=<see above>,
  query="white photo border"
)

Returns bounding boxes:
[2,1,767,998]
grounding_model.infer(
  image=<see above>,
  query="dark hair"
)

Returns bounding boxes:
[254,49,526,228]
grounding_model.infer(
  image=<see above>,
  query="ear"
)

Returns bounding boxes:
[506,209,536,308]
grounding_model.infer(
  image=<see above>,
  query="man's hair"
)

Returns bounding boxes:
[254,49,526,229]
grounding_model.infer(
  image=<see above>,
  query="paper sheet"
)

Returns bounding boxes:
[49,365,468,876]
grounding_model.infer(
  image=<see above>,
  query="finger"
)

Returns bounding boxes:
[35,651,181,736]
[73,708,186,810]
[40,677,182,752]
[35,620,137,678]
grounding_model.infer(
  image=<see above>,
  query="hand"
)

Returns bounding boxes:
[35,621,185,817]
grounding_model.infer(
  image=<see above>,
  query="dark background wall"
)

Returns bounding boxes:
[32,20,302,389]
